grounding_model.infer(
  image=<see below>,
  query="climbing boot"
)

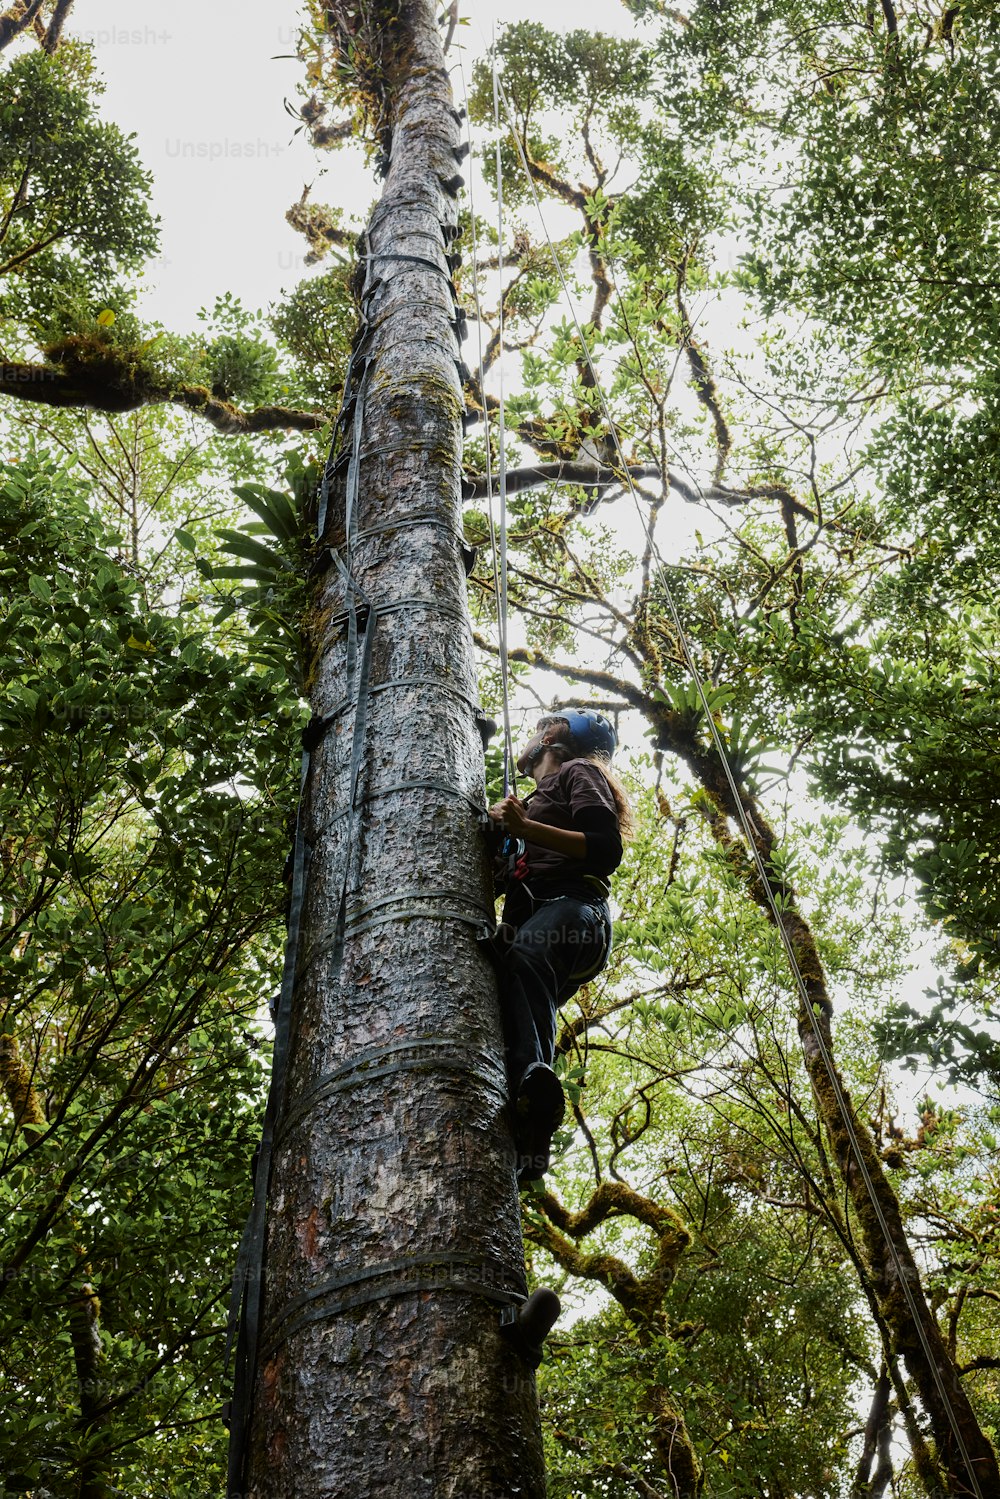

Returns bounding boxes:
[500,1287,561,1368]
[514,1063,565,1184]
[477,922,517,975]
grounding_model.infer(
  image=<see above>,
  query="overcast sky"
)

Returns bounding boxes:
[76,1,699,552]
[79,1,639,332]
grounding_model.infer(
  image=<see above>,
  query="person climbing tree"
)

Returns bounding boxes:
[486,709,631,1182]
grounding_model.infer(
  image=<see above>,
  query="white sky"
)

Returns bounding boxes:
[78,0,708,570]
[80,0,341,329]
[80,0,640,333]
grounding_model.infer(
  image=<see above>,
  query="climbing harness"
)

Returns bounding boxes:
[488,54,987,1497]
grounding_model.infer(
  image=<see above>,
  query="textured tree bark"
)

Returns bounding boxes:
[242,4,546,1496]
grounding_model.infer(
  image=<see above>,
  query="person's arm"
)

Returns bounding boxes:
[489,797,587,859]
[574,805,622,871]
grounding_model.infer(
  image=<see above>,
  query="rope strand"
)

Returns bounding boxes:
[491,40,514,796]
[457,45,515,799]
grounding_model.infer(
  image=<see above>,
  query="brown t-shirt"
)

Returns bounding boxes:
[518,759,622,888]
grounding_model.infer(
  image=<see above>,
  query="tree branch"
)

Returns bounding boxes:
[0,161,34,246]
[678,292,731,484]
[556,977,714,1057]
[519,141,587,212]
[551,1435,675,1499]
[528,1180,691,1335]
[0,231,61,276]
[462,460,660,500]
[531,1183,701,1495]
[0,0,44,50]
[851,1366,894,1499]
[461,454,816,523]
[474,634,651,715]
[441,0,459,53]
[0,360,327,433]
[174,387,327,434]
[0,1031,45,1132]
[42,0,75,52]
[286,184,355,264]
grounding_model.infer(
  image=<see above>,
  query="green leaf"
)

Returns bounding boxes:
[234,484,300,544]
[214,530,293,574]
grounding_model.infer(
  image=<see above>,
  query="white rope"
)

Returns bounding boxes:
[491,40,514,796]
[455,53,514,801]
[490,60,986,1498]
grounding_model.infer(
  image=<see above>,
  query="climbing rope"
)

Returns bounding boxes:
[489,55,986,1498]
[457,45,515,799]
[490,46,514,798]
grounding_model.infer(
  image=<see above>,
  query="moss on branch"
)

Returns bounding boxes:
[526,1182,701,1495]
[0,346,327,434]
[286,185,356,265]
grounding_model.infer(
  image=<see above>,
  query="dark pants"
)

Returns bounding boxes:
[500,894,612,1091]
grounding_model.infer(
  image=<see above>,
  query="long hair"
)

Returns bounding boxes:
[579,753,635,840]
[539,717,634,838]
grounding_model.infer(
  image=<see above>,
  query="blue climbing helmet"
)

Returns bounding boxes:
[554,707,617,762]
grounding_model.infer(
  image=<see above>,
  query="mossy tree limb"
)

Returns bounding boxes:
[0,1031,45,1132]
[0,359,326,433]
[0,0,45,50]
[526,1182,702,1496]
[664,736,996,1492]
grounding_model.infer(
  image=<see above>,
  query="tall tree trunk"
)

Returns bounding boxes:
[686,742,1000,1497]
[240,4,546,1494]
